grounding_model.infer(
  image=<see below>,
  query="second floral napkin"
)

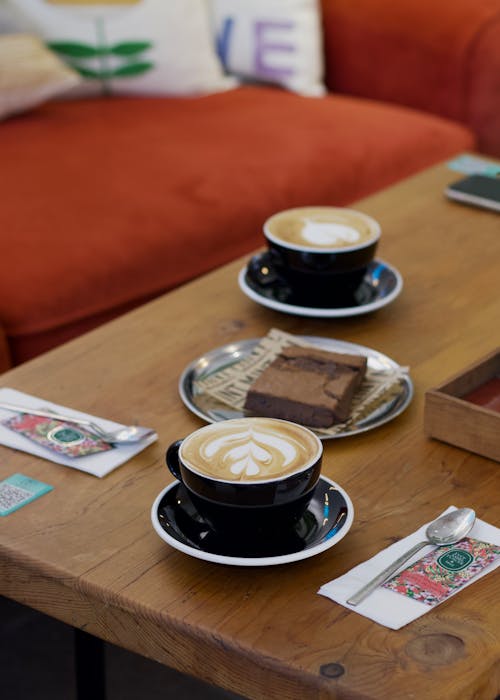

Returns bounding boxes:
[318,506,500,629]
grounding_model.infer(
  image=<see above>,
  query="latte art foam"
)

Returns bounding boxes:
[301,220,361,247]
[181,418,320,482]
[266,206,379,250]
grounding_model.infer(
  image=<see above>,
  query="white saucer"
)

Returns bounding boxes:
[238,258,403,318]
[151,475,354,567]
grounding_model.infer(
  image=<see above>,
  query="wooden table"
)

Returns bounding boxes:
[1,162,499,700]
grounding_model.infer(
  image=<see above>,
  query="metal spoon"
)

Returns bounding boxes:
[347,507,476,606]
[0,401,156,445]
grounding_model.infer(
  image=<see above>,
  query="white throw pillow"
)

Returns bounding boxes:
[7,0,236,96]
[0,33,81,120]
[209,0,325,96]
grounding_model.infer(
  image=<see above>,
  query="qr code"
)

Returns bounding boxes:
[0,482,31,512]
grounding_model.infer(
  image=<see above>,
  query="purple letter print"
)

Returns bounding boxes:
[254,20,296,81]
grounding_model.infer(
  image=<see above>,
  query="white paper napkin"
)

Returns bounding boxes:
[0,387,158,477]
[318,506,500,629]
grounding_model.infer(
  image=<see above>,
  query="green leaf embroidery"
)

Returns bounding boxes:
[110,41,153,56]
[111,62,154,77]
[73,65,108,79]
[73,62,154,80]
[49,30,154,84]
[48,41,103,58]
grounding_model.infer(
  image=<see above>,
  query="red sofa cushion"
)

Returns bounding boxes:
[320,0,500,156]
[1,86,474,364]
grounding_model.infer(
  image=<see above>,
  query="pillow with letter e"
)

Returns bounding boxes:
[210,0,326,97]
[7,0,236,96]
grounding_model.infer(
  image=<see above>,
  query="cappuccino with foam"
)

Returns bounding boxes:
[180,417,320,482]
[265,206,379,251]
[166,418,323,535]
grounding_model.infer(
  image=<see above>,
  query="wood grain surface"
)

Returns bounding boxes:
[1,161,499,700]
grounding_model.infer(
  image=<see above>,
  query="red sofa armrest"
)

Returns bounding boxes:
[320,0,500,156]
[0,323,12,373]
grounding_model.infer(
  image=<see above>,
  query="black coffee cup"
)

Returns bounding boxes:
[166,417,323,540]
[263,206,380,306]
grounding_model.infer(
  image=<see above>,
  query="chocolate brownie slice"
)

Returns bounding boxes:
[244,346,367,428]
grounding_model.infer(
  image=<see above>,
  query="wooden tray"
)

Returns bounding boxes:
[424,348,500,462]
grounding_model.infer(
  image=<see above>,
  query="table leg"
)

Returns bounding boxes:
[74,628,106,700]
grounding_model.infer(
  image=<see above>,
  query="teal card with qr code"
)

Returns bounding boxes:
[0,473,53,516]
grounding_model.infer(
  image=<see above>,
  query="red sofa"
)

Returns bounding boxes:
[1,0,499,370]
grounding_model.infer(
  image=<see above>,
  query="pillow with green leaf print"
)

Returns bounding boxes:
[7,0,236,96]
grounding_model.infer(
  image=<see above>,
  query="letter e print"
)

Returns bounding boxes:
[254,20,296,81]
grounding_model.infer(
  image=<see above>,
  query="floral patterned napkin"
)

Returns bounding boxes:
[382,537,500,606]
[2,413,114,457]
[318,507,500,629]
[0,387,157,477]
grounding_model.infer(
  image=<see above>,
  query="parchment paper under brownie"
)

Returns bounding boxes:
[193,328,409,436]
[244,346,367,427]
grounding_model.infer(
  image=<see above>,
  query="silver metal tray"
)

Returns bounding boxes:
[179,336,413,440]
